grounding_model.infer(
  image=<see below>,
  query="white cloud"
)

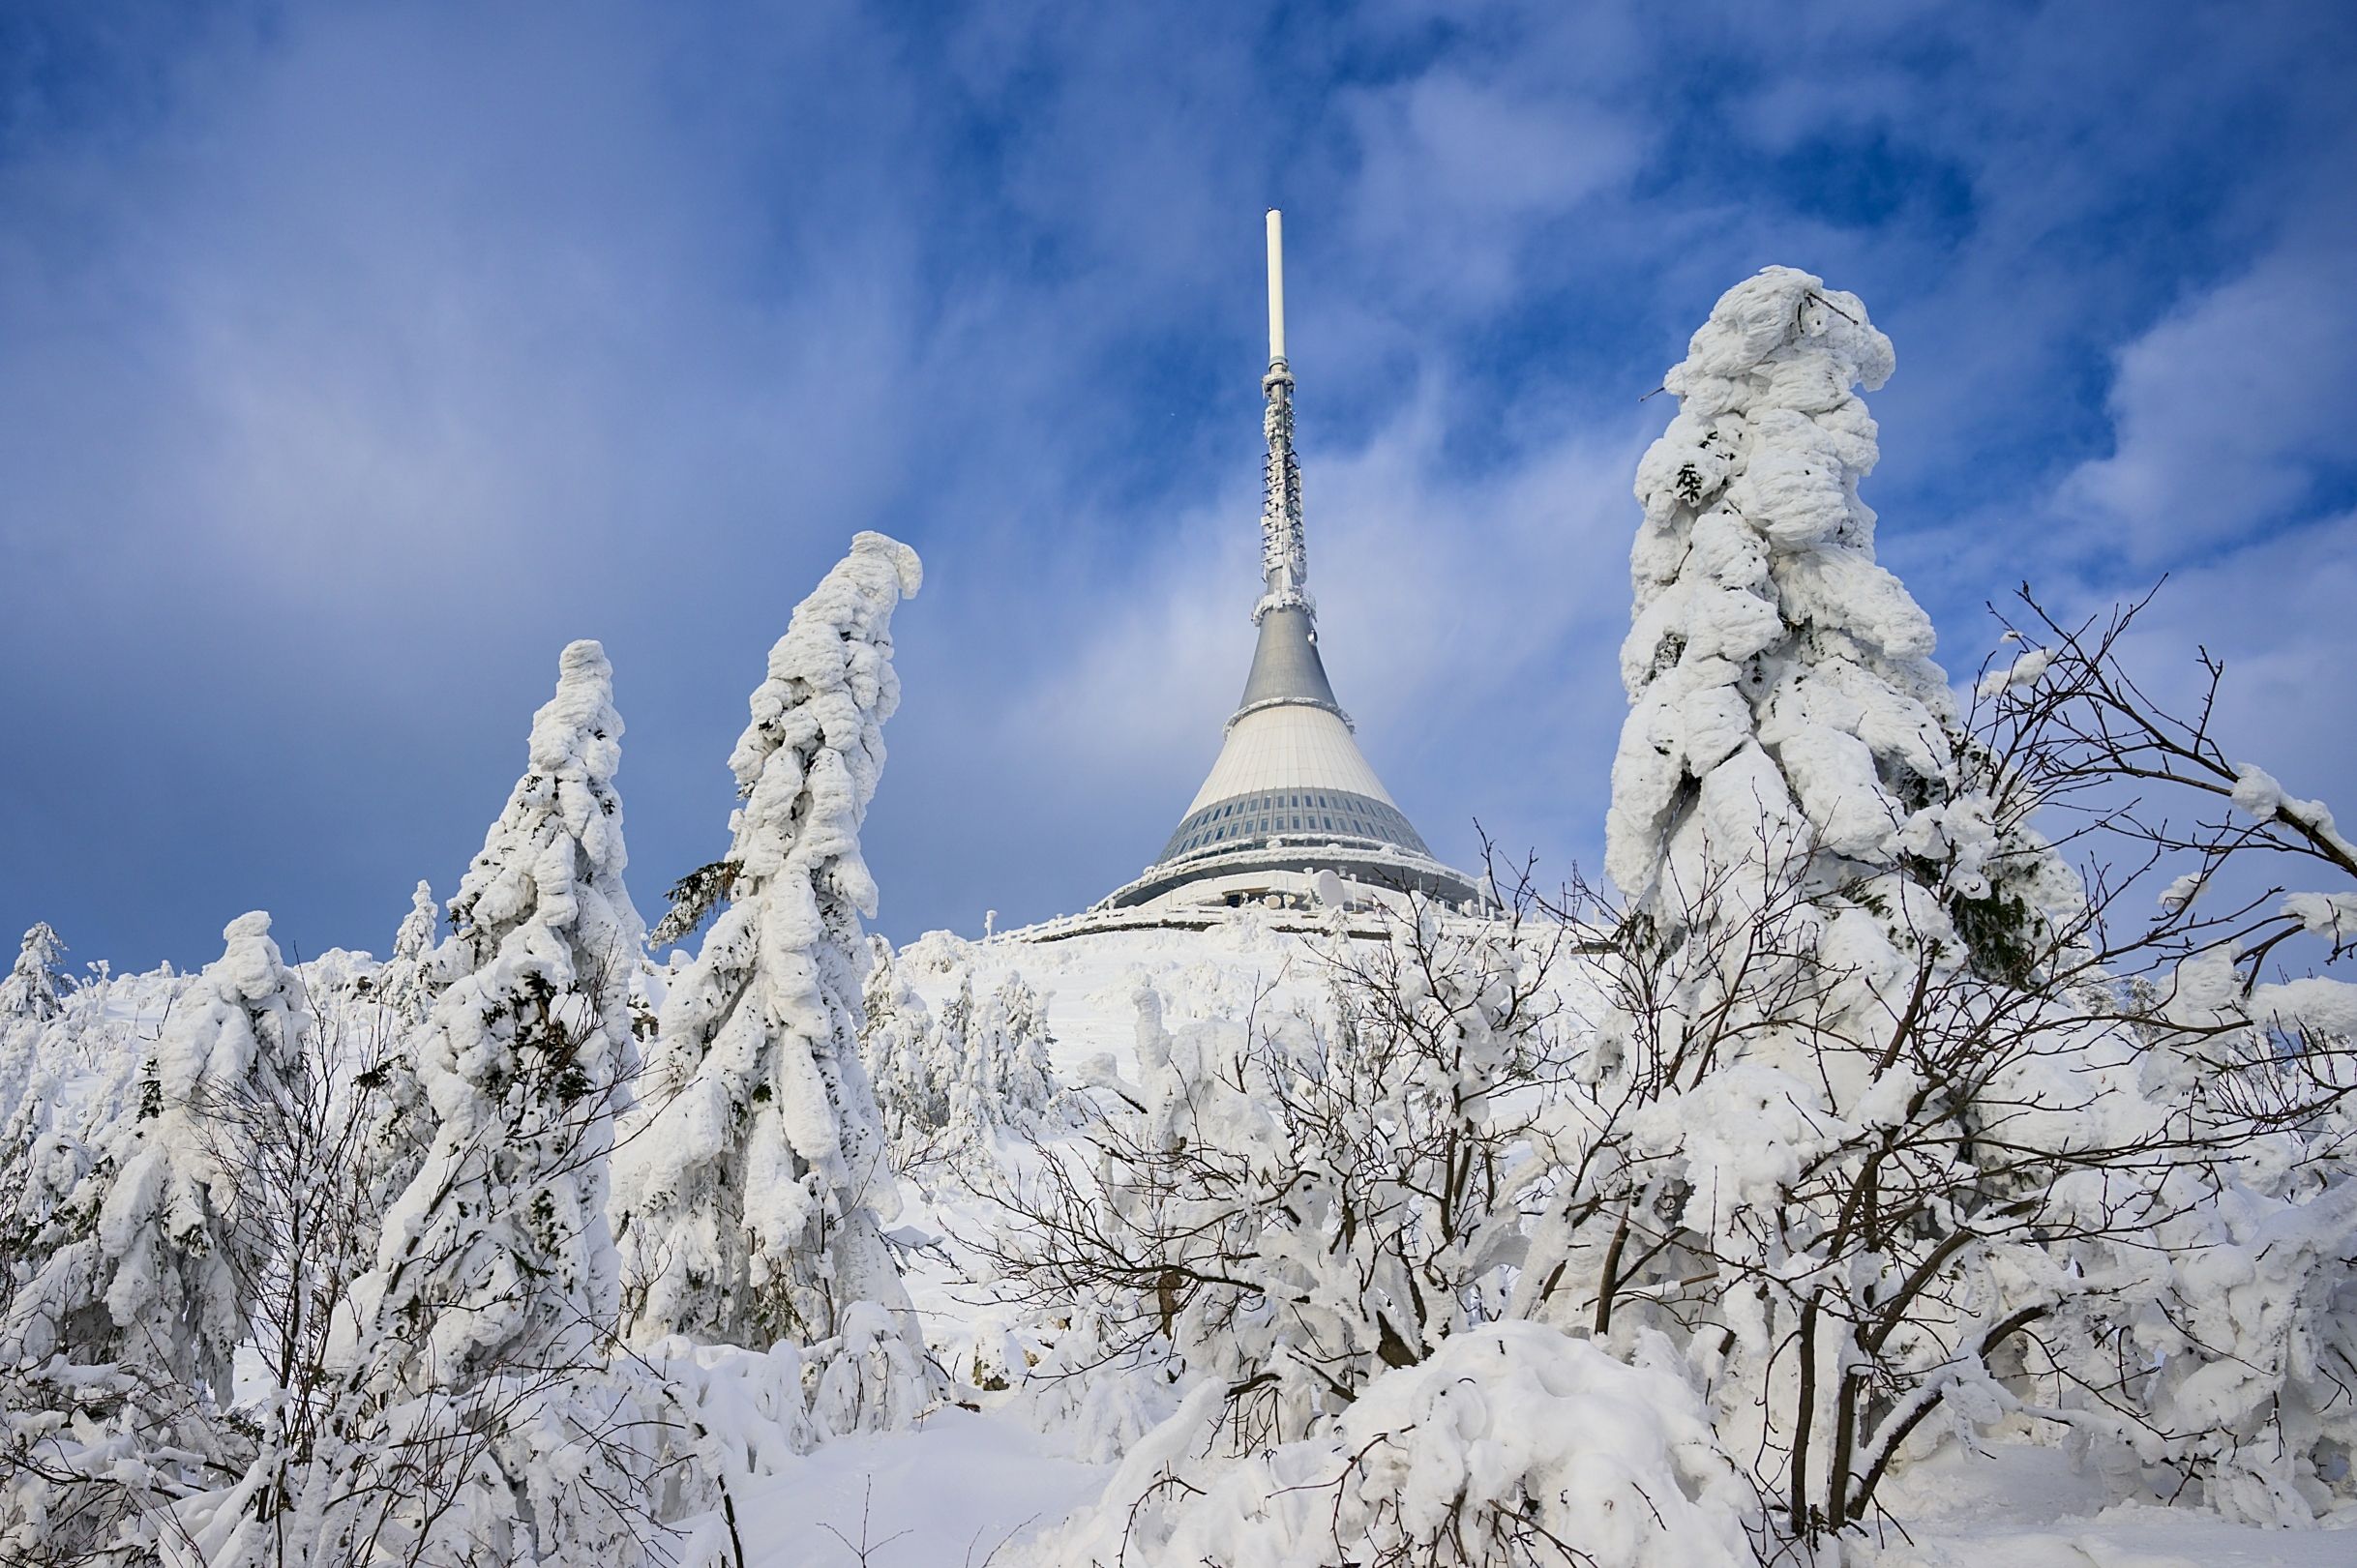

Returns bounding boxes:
[2060,230,2357,565]
[1344,72,1648,307]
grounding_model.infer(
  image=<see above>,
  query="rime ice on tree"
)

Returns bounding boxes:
[616,533,925,1358]
[346,638,644,1394]
[9,913,313,1395]
[1608,266,2075,950]
[0,923,66,1022]
[370,878,442,1025]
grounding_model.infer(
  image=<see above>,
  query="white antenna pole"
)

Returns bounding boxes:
[1266,208,1286,364]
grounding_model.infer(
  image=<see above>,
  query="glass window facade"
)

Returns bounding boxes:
[1156,786,1433,864]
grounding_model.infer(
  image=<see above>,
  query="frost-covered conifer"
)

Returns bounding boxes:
[943,974,1059,1143]
[1611,265,2072,965]
[1574,269,2357,1538]
[341,883,442,1230]
[863,961,1063,1177]
[860,936,945,1165]
[615,533,925,1357]
[371,878,442,1025]
[347,639,644,1394]
[0,923,66,1021]
[3,913,312,1398]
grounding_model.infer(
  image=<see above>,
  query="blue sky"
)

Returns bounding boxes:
[4,0,2354,971]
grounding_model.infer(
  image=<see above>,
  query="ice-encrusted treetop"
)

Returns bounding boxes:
[149,910,310,1108]
[724,530,921,913]
[1608,266,1960,910]
[446,638,634,958]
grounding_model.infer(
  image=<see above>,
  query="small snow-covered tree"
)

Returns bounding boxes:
[616,533,926,1364]
[0,924,70,1131]
[96,911,312,1396]
[0,923,66,1023]
[349,880,440,1222]
[860,936,947,1169]
[368,878,443,1025]
[863,958,1064,1179]
[957,973,1059,1134]
[0,913,312,1561]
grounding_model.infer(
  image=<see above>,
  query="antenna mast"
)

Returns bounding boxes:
[1257,209,1309,622]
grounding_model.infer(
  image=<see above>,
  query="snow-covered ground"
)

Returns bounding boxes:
[721,1408,1105,1567]
[893,917,1336,1077]
[669,1413,2352,1567]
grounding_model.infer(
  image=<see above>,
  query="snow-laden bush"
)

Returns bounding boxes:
[616,532,928,1377]
[1030,1322,1753,1568]
[989,907,1575,1452]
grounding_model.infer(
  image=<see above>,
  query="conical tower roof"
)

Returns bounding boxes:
[1103,213,1480,915]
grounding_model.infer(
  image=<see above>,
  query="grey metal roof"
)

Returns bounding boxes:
[1236,605,1342,715]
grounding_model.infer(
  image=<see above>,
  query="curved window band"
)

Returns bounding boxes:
[1157,787,1432,864]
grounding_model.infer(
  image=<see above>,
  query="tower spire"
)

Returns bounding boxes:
[1091,209,1482,920]
[1258,209,1308,623]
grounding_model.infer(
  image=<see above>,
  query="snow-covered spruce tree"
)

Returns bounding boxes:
[863,957,1062,1180]
[98,911,313,1395]
[859,936,947,1172]
[211,640,673,1568]
[615,532,926,1380]
[1608,265,2064,942]
[958,973,1059,1136]
[1580,268,2354,1540]
[0,1098,164,1565]
[349,638,643,1394]
[0,923,66,1022]
[1588,267,2107,1538]
[0,926,68,1132]
[0,913,312,1560]
[349,880,441,1222]
[368,878,443,1025]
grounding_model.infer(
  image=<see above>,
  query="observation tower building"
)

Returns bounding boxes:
[1099,213,1485,917]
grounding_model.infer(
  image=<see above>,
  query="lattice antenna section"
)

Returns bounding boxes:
[1256,209,1311,623]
